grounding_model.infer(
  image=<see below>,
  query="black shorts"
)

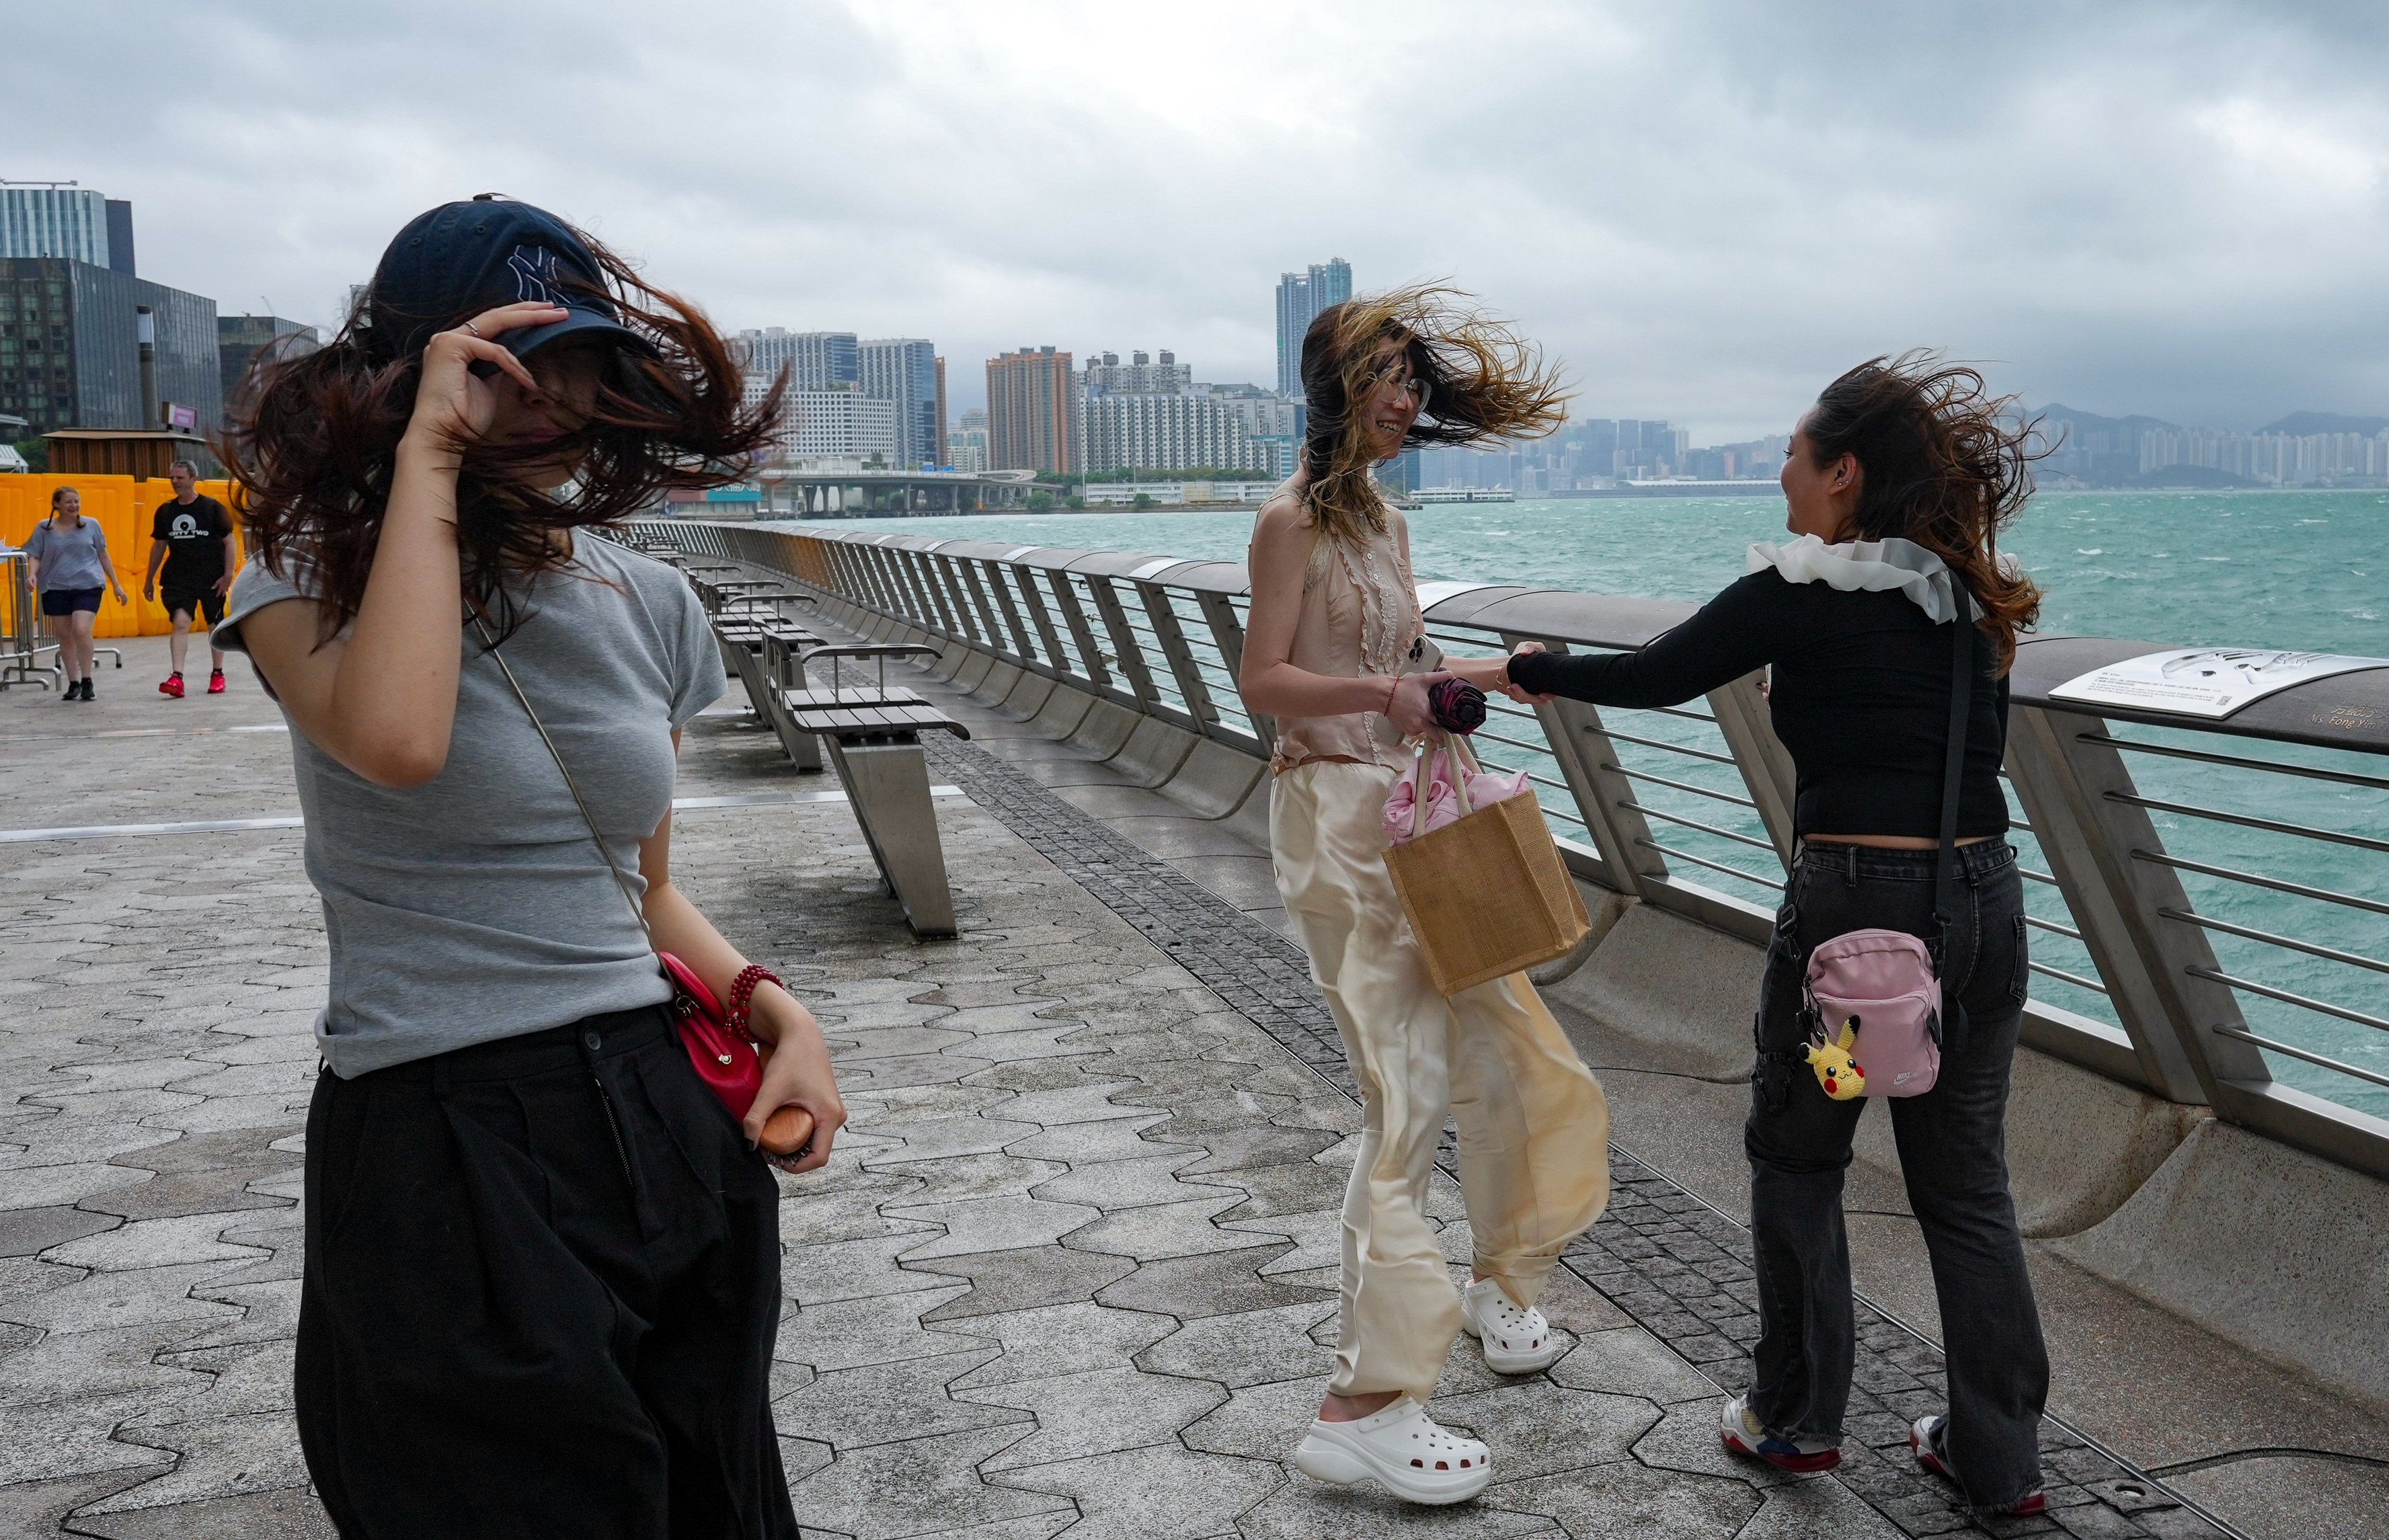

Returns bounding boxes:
[40,585,102,616]
[161,583,226,625]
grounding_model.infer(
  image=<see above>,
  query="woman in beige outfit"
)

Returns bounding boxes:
[1241,287,1610,1506]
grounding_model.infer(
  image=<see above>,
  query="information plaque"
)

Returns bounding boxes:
[2048,649,2389,719]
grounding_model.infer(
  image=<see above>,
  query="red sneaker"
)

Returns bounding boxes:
[207,669,226,695]
[159,673,185,698]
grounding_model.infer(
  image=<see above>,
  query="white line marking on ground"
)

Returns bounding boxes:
[0,788,964,843]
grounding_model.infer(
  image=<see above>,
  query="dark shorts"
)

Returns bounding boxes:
[40,585,103,616]
[161,583,226,625]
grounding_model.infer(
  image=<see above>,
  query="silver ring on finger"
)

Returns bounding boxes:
[462,321,482,339]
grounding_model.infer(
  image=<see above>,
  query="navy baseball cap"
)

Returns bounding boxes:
[366,195,649,362]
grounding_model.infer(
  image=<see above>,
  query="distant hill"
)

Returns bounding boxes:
[2255,411,2389,437]
[2033,403,2180,446]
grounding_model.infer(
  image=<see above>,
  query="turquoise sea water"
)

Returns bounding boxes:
[765,492,2389,1118]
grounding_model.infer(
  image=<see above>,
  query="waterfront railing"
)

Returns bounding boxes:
[628,518,2389,1184]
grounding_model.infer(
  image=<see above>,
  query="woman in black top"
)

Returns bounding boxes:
[1507,355,2050,1518]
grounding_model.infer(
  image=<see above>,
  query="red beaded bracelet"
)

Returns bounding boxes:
[725,965,782,1034]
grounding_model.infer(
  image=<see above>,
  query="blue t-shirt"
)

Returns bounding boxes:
[20,516,111,592]
[215,538,728,1076]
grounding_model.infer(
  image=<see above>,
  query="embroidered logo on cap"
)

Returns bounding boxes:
[508,245,567,307]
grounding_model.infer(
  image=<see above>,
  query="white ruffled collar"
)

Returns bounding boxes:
[1746,534,1960,623]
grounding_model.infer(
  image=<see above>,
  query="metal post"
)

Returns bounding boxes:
[1046,570,1112,688]
[1085,576,1160,704]
[1706,672,1799,868]
[1194,590,1271,755]
[2002,706,2255,1104]
[1136,581,1220,733]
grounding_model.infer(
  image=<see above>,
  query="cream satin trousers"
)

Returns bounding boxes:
[1270,760,1610,1403]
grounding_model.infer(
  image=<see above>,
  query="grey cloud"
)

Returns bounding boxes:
[5,1,2383,437]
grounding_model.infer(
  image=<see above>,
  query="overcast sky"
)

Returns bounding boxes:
[10,1,2385,440]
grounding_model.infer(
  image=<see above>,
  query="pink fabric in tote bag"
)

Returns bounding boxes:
[1383,745,1530,845]
[1805,929,1941,1098]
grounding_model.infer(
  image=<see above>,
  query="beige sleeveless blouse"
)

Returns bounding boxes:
[1269,510,1425,774]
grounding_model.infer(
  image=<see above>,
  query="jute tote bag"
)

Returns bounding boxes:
[1383,732,1591,996]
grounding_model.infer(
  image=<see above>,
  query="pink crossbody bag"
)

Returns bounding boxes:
[1800,592,1978,1101]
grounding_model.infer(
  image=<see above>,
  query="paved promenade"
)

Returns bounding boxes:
[0,634,2246,1537]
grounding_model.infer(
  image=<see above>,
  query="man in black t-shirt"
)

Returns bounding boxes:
[143,459,241,698]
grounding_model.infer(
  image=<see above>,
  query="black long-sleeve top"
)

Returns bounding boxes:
[1506,570,2010,840]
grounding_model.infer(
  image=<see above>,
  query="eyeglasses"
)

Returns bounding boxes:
[1372,370,1430,405]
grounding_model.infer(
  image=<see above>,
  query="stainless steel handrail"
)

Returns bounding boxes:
[2107,791,2389,856]
[2086,731,2389,794]
[2134,850,2389,919]
[2160,907,2389,977]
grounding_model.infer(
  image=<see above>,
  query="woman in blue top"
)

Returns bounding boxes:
[216,198,840,1539]
[21,484,128,701]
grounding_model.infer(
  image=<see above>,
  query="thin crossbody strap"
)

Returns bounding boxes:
[1932,587,1977,963]
[471,616,655,947]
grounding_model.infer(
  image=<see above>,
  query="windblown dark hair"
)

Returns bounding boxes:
[1298,284,1568,546]
[1803,352,2045,672]
[222,218,781,641]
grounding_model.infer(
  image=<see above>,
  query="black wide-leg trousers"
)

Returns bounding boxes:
[295,1005,798,1539]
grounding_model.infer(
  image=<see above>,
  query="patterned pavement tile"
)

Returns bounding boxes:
[1062,1194,1280,1263]
[773,1285,991,1373]
[945,1302,1179,1391]
[988,1443,1282,1540]
[911,1246,1142,1324]
[1134,1301,1339,1390]
[1001,1114,1190,1167]
[1029,1152,1240,1213]
[1094,1246,1333,1321]
[1483,1461,1764,1539]
[772,1347,1020,1451]
[961,1365,1226,1472]
[785,1424,1064,1540]
[890,1194,1104,1262]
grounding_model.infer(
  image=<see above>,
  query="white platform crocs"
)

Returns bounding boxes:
[1293,1396,1493,1505]
[1460,1276,1567,1373]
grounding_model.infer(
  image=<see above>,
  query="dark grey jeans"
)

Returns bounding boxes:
[1746,839,2048,1512]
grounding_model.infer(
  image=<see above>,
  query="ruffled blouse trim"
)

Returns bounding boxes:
[1746,534,1959,622]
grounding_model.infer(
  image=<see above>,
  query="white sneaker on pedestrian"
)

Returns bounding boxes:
[1293,1396,1492,1505]
[1460,1276,1567,1373]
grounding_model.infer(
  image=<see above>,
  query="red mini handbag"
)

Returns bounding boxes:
[658,954,815,1155]
[477,620,815,1158]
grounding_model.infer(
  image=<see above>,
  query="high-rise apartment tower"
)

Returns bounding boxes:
[860,337,939,470]
[1274,258,1351,399]
[986,346,1075,473]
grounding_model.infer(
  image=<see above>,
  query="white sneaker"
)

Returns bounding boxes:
[1293,1396,1492,1505]
[1460,1276,1566,1373]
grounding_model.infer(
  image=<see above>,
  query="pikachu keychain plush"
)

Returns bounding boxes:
[1805,1020,1867,1100]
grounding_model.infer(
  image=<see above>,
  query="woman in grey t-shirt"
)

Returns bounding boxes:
[214,200,834,1539]
[21,484,128,702]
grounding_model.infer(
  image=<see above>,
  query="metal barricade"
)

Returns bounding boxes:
[0,551,60,690]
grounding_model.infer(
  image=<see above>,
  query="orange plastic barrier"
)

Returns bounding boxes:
[0,473,245,638]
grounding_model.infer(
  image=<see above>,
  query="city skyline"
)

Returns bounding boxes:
[9,5,2389,443]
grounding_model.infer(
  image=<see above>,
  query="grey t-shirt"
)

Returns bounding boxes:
[21,515,112,592]
[215,538,727,1076]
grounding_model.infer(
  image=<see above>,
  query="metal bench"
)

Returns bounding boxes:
[714,616,828,772]
[778,645,966,937]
